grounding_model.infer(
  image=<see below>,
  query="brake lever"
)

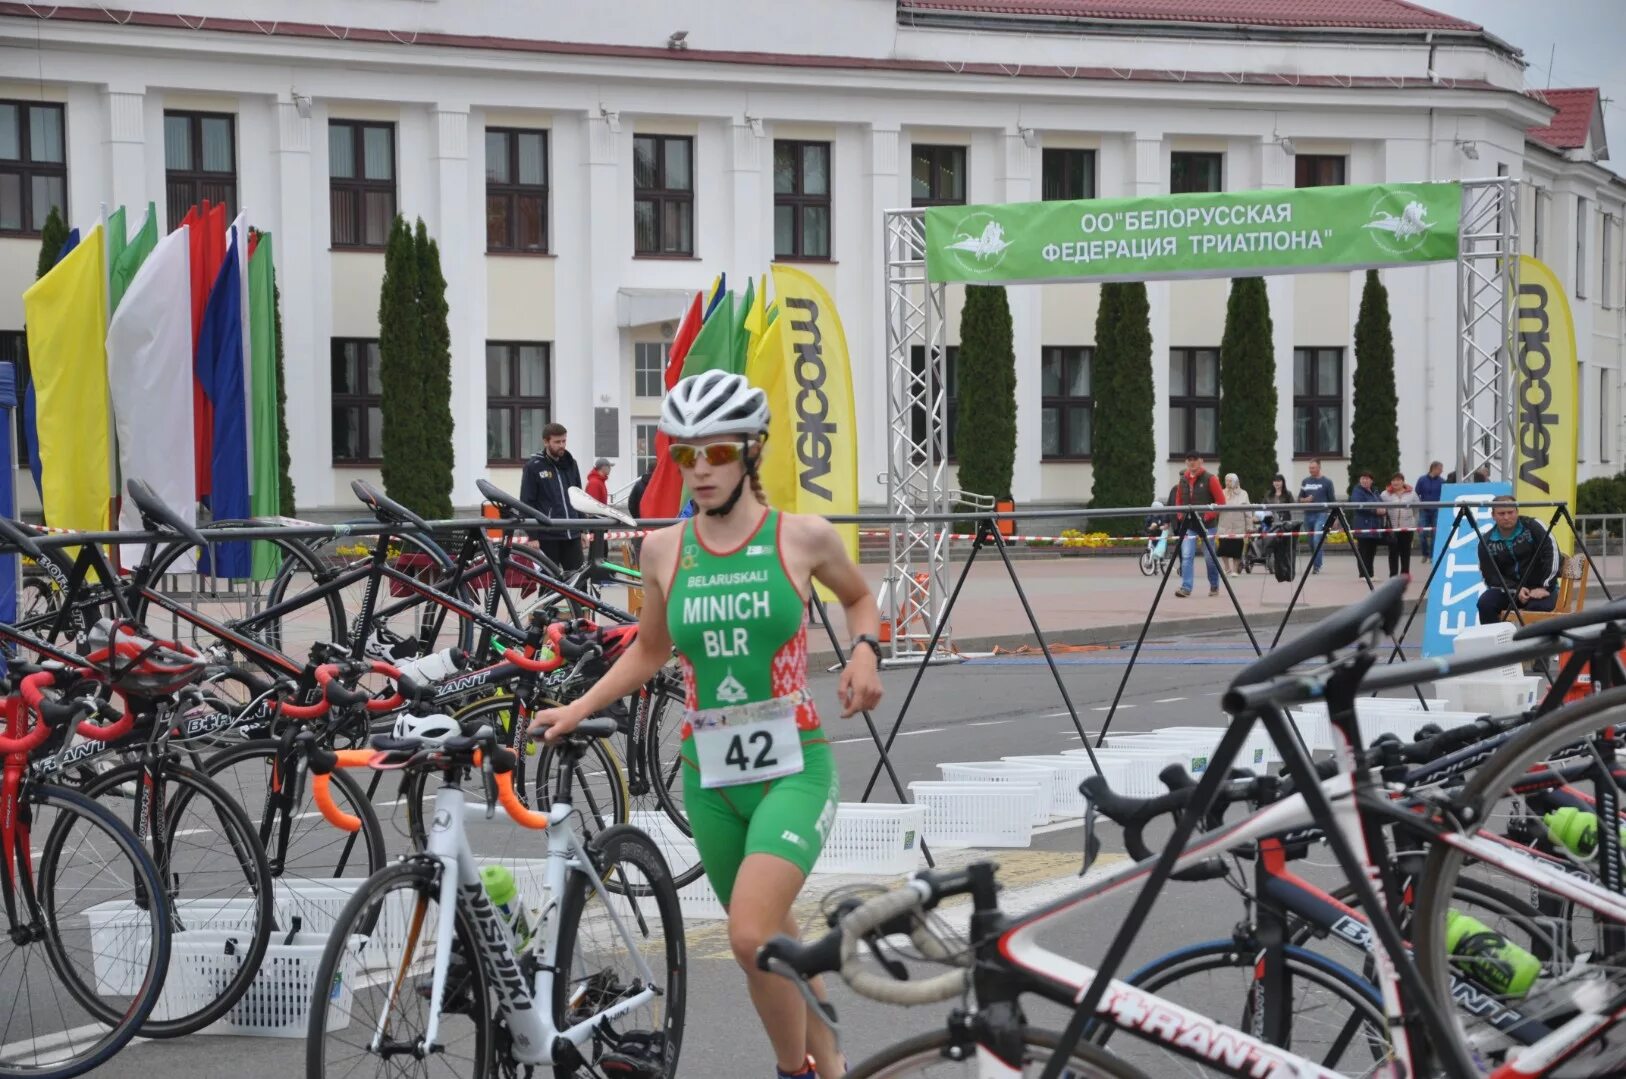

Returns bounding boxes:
[762,957,842,1035]
[481,742,499,820]
[1081,798,1101,876]
[866,933,913,982]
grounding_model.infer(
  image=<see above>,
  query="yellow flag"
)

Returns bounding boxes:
[24,225,112,531]
[743,272,769,355]
[770,265,859,569]
[1513,256,1579,553]
[745,314,796,511]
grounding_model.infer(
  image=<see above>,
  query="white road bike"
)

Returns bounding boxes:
[304,715,686,1078]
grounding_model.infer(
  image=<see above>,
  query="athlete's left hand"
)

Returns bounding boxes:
[838,653,883,717]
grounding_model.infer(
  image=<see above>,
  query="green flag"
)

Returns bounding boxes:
[105,206,126,303]
[108,203,157,313]
[680,292,740,376]
[730,277,754,373]
[248,232,283,580]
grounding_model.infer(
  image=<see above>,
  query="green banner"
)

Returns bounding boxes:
[924,182,1462,284]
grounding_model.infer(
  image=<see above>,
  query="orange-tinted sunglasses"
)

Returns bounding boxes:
[667,442,745,469]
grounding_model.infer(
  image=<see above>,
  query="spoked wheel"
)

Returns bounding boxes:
[1138,551,1157,576]
[306,858,492,1078]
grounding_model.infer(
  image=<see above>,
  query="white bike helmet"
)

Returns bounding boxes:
[659,371,770,440]
[391,711,461,746]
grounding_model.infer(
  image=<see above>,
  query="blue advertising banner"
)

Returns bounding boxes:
[1422,482,1513,658]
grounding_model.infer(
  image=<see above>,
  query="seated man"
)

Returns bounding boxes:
[1476,495,1561,624]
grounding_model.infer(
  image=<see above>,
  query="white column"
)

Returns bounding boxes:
[999,129,1042,502]
[579,113,625,468]
[729,119,765,273]
[864,125,902,506]
[102,85,147,222]
[431,104,484,508]
[1133,134,1172,479]
[1260,138,1296,476]
[274,96,325,504]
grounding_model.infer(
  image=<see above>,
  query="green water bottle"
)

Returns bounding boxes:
[1444,911,1539,997]
[1544,806,1626,862]
[480,864,532,950]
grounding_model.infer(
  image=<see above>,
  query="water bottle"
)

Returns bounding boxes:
[1544,806,1626,862]
[480,864,532,950]
[396,646,466,685]
[1444,911,1540,997]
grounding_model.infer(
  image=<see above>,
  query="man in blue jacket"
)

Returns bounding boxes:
[1297,459,1336,573]
[1413,461,1444,560]
[519,422,584,572]
[1477,495,1561,623]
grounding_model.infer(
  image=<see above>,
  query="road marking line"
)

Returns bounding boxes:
[896,727,945,737]
[968,720,1012,727]
[1090,705,1133,711]
[1154,697,1188,704]
[830,735,876,744]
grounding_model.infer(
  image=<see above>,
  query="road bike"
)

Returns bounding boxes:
[304,712,686,1077]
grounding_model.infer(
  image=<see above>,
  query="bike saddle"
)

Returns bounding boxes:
[126,478,209,548]
[350,479,434,534]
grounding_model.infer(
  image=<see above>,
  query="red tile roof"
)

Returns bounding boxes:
[1526,88,1600,151]
[899,0,1480,31]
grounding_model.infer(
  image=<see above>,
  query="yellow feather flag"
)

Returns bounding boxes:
[769,265,859,576]
[745,313,796,511]
[24,224,112,531]
[1513,256,1579,554]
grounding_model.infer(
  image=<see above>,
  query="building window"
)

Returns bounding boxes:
[773,140,831,260]
[1293,347,1344,457]
[634,342,667,398]
[0,101,67,236]
[1040,346,1093,458]
[909,345,959,459]
[486,342,552,464]
[485,128,547,253]
[164,111,236,226]
[1604,215,1617,309]
[911,145,966,207]
[634,420,659,475]
[0,330,27,465]
[1294,155,1346,188]
[1041,149,1095,201]
[331,338,382,464]
[1576,197,1589,299]
[1170,152,1223,195]
[1168,348,1219,458]
[329,120,396,249]
[633,134,693,256]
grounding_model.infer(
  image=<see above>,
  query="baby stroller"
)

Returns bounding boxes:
[1139,502,1174,577]
[1242,510,1297,581]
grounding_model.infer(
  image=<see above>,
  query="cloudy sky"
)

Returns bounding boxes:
[1421,0,1624,169]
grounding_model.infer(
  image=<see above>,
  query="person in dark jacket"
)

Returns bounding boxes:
[1348,469,1386,578]
[1477,495,1562,624]
[626,465,653,520]
[1413,461,1444,561]
[518,421,585,572]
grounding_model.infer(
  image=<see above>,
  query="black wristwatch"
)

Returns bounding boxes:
[850,634,882,660]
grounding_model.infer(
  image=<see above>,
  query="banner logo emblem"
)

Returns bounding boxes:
[1363,193,1434,256]
[942,214,1013,275]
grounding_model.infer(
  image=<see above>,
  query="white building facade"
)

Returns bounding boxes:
[0,0,1621,513]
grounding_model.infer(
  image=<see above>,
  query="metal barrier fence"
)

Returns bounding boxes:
[1577,514,1626,584]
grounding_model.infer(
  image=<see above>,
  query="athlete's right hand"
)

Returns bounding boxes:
[529,702,586,743]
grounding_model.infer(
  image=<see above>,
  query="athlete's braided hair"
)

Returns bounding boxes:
[748,472,767,507]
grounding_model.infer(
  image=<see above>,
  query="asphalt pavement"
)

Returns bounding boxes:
[61,624,1426,1077]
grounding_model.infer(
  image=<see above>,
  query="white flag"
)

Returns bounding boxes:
[107,226,198,571]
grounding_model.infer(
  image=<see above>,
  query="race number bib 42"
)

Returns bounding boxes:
[691,703,804,789]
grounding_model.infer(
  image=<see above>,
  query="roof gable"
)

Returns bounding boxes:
[1527,88,1606,158]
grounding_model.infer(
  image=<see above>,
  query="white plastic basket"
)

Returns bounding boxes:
[86,897,261,997]
[1438,675,1541,715]
[907,781,1040,848]
[171,931,364,1038]
[816,803,927,875]
[938,763,1055,823]
[627,812,728,920]
[1148,726,1278,769]
[1059,749,1170,798]
[1088,737,1214,777]
[275,876,435,973]
[999,755,1101,817]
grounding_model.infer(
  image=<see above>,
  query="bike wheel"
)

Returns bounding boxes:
[1090,941,1392,1077]
[131,530,345,670]
[199,740,388,922]
[297,528,478,662]
[10,783,169,1078]
[534,732,629,842]
[553,824,686,1076]
[306,857,491,1078]
[1415,687,1626,1072]
[1138,551,1156,576]
[850,1026,1147,1077]
[637,675,706,890]
[70,761,275,1038]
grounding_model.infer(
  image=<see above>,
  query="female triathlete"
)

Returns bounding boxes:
[534,370,884,1079]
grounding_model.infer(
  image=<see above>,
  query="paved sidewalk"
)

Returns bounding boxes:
[800,549,1424,659]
